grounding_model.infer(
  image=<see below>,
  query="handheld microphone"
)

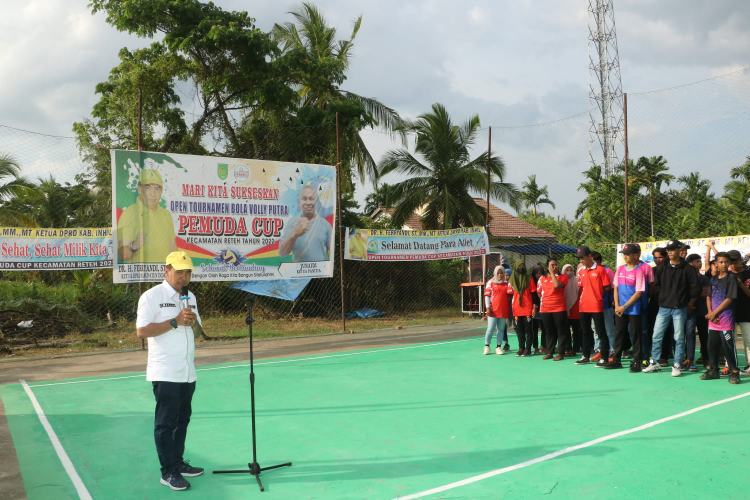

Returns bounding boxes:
[180,286,190,310]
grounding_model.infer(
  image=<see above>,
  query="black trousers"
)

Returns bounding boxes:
[542,311,568,355]
[580,312,607,358]
[515,316,532,352]
[568,319,582,353]
[153,381,196,475]
[707,330,738,372]
[696,315,709,362]
[615,314,642,363]
[531,317,543,349]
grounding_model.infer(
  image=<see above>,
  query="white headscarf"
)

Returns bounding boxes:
[561,264,579,310]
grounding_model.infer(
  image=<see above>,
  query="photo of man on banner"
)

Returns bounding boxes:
[117,168,176,263]
[279,184,331,263]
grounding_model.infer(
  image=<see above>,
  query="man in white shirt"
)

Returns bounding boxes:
[136,250,204,491]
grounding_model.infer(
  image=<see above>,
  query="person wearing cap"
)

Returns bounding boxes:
[575,245,612,366]
[117,168,177,263]
[609,243,648,371]
[643,240,701,376]
[649,246,673,365]
[136,251,204,490]
[683,253,709,371]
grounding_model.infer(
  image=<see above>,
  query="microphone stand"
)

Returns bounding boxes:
[213,293,292,491]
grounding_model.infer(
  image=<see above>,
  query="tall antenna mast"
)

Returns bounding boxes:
[588,0,624,176]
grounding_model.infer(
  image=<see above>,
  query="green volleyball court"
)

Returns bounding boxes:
[2,334,749,499]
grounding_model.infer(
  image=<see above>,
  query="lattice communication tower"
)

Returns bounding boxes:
[588,0,624,176]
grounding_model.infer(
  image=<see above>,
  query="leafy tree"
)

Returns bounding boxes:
[631,155,674,237]
[576,164,628,243]
[270,2,401,185]
[1,176,95,228]
[0,154,30,201]
[0,154,34,225]
[363,183,397,215]
[520,174,555,216]
[378,103,519,230]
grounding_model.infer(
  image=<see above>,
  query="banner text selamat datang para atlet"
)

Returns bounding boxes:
[112,149,336,283]
[343,227,489,261]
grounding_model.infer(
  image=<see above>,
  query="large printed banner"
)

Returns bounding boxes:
[343,227,489,261]
[112,149,336,283]
[0,227,112,270]
[616,234,750,267]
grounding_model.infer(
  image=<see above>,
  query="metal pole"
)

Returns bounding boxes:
[137,87,145,351]
[623,92,629,242]
[335,112,347,333]
[483,126,491,283]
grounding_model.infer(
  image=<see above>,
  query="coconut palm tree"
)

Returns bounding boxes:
[677,172,711,198]
[632,155,674,237]
[272,2,401,184]
[363,183,397,215]
[377,103,519,230]
[520,174,555,216]
[0,154,30,201]
[730,156,750,187]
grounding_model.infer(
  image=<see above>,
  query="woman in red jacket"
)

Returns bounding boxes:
[537,259,570,360]
[509,261,537,356]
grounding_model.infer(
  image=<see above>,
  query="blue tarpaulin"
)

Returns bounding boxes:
[495,243,577,255]
[231,279,311,301]
[345,308,385,319]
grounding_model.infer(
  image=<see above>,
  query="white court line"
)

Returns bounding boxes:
[28,337,476,388]
[20,379,93,500]
[396,390,750,499]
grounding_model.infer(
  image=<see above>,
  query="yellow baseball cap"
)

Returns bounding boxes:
[139,169,163,186]
[165,251,193,270]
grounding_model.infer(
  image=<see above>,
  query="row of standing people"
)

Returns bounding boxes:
[483,240,750,383]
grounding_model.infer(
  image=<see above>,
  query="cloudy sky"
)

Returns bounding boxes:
[1,0,748,217]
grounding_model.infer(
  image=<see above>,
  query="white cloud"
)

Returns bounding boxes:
[0,0,748,217]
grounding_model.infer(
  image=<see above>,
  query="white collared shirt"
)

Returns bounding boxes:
[136,281,202,383]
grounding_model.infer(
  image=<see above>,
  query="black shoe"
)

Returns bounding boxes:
[595,359,608,368]
[574,356,590,365]
[177,461,204,477]
[604,360,623,369]
[161,472,190,491]
[700,369,720,380]
[629,362,642,373]
[729,371,741,384]
[503,344,510,352]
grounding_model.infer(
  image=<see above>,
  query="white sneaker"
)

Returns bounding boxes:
[483,345,490,355]
[671,365,682,377]
[643,362,661,373]
[495,347,504,355]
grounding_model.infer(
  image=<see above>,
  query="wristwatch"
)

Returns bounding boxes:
[170,318,178,329]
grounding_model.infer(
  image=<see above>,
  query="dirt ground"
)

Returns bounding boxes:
[0,319,483,499]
